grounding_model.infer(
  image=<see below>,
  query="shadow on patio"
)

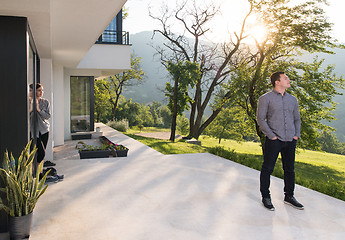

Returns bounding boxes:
[30,123,345,240]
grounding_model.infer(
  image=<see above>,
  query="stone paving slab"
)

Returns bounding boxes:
[29,123,345,240]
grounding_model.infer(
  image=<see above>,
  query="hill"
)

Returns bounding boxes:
[123,31,169,104]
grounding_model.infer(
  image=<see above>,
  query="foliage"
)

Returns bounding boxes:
[317,131,345,155]
[94,54,145,121]
[76,141,111,151]
[94,78,112,123]
[159,105,172,128]
[165,60,201,141]
[165,61,200,116]
[148,101,164,126]
[151,0,344,150]
[106,119,129,132]
[99,137,128,150]
[176,115,189,136]
[222,0,344,150]
[0,141,49,217]
[288,59,345,149]
[205,107,258,144]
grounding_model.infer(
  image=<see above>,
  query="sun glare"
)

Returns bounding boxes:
[247,24,268,44]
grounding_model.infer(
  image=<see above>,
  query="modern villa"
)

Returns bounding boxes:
[0,0,130,234]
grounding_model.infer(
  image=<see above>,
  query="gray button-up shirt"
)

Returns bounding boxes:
[257,90,301,141]
[30,98,51,138]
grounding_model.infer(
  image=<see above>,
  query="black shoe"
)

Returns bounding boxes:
[56,174,64,181]
[284,196,304,210]
[262,197,275,211]
[45,176,59,183]
[43,167,57,176]
[44,161,56,167]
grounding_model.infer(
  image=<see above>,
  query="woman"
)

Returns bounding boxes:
[29,83,51,169]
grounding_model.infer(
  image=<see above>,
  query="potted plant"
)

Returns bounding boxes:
[0,141,49,240]
[113,144,129,157]
[76,141,111,159]
[99,137,128,157]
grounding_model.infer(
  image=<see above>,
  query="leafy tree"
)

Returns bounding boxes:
[94,78,112,122]
[100,54,145,120]
[176,115,189,136]
[205,107,256,144]
[116,98,141,126]
[150,0,264,140]
[151,0,344,152]
[148,101,163,126]
[159,106,172,128]
[165,60,200,141]
[317,130,345,155]
[138,104,154,127]
[223,0,344,151]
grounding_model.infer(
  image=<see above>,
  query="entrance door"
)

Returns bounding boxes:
[70,76,94,132]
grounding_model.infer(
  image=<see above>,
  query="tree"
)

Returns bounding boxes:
[148,101,163,126]
[205,107,256,144]
[100,54,145,120]
[223,1,344,151]
[151,0,344,151]
[150,0,258,140]
[94,78,112,122]
[159,105,172,128]
[317,130,345,155]
[165,60,200,141]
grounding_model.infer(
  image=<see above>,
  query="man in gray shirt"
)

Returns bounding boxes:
[257,71,304,211]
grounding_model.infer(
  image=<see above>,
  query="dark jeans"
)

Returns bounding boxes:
[37,132,49,163]
[260,137,297,198]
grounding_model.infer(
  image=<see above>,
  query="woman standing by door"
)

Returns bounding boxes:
[29,83,51,169]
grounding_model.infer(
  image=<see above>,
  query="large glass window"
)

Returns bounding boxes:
[70,76,94,132]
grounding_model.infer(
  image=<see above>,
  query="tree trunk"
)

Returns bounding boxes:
[170,77,179,142]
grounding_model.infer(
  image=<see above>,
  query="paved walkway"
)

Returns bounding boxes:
[30,123,345,240]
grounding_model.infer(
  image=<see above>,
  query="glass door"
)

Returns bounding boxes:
[70,76,94,132]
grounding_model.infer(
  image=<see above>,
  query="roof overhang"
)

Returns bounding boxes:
[0,0,127,68]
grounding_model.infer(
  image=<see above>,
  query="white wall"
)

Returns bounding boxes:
[77,44,130,72]
[40,58,54,160]
[52,63,64,146]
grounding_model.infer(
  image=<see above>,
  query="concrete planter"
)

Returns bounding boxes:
[78,149,111,159]
[115,147,129,157]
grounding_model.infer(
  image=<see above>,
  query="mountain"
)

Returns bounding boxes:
[125,31,345,141]
[123,31,169,104]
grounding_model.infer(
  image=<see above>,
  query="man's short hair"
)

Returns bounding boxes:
[270,71,285,87]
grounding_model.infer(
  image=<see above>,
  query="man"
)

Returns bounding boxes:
[257,71,304,211]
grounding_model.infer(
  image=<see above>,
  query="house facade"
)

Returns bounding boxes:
[0,0,130,233]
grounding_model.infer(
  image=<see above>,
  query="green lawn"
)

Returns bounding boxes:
[125,131,345,201]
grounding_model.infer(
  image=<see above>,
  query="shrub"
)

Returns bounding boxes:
[107,119,129,132]
[177,115,189,135]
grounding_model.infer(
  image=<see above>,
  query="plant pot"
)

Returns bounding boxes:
[9,212,33,240]
[116,148,129,157]
[79,149,111,159]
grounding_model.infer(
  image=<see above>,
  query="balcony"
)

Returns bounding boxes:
[96,30,130,45]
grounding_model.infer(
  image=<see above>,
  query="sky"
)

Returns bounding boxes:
[123,0,345,43]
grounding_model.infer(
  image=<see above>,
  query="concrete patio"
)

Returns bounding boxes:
[29,123,345,240]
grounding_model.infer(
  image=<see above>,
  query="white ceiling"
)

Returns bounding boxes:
[0,0,127,67]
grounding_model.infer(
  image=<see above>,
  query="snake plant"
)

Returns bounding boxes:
[0,141,49,217]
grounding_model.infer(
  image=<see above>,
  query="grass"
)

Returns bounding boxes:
[124,128,345,201]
